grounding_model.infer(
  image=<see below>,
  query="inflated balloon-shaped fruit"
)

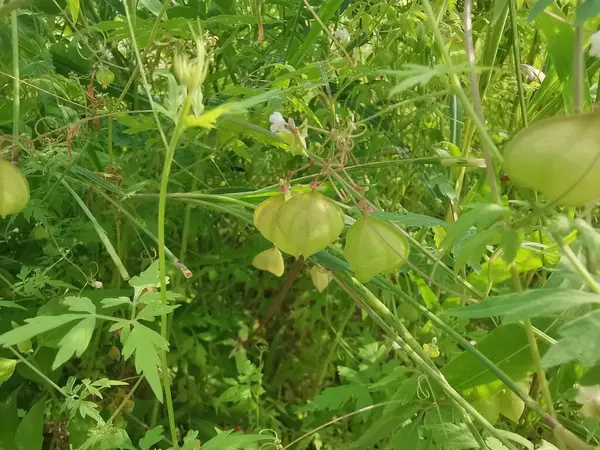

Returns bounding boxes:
[310,266,332,292]
[0,159,30,219]
[96,66,115,88]
[252,246,285,277]
[276,191,344,258]
[503,112,600,206]
[344,215,409,282]
[253,194,292,249]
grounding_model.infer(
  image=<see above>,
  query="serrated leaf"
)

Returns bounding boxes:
[121,323,169,401]
[129,261,164,291]
[0,301,27,311]
[0,358,17,385]
[441,204,508,254]
[136,303,179,322]
[446,289,600,323]
[371,211,447,228]
[63,296,96,314]
[199,430,273,450]
[349,404,419,450]
[543,310,600,368]
[455,224,501,271]
[387,423,421,449]
[139,426,164,450]
[500,228,521,263]
[299,385,356,412]
[53,316,96,369]
[101,297,132,308]
[422,422,477,449]
[0,315,84,347]
[15,398,45,450]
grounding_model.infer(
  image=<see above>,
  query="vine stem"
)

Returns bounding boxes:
[156,95,193,449]
[9,347,66,396]
[331,272,520,450]
[507,0,528,127]
[464,0,501,205]
[420,0,503,164]
[573,0,584,113]
[11,8,19,159]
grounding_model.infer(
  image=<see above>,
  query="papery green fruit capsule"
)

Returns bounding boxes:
[310,266,332,292]
[252,246,285,277]
[276,191,344,258]
[0,159,30,219]
[344,216,409,282]
[503,112,600,206]
[253,194,293,250]
[96,66,115,88]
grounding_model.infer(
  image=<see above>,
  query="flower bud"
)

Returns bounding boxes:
[275,192,344,258]
[0,159,30,219]
[344,216,409,282]
[252,246,285,277]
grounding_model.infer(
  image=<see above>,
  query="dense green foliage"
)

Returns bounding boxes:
[2,0,600,448]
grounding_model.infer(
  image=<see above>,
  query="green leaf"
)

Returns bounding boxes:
[527,0,553,20]
[576,0,600,24]
[371,211,447,228]
[498,387,525,423]
[121,323,169,401]
[454,224,501,271]
[101,297,132,308]
[129,261,163,292]
[62,296,96,314]
[15,398,45,450]
[199,430,273,450]
[139,426,164,450]
[440,204,508,254]
[67,0,79,23]
[53,316,96,369]
[499,228,521,264]
[0,395,18,449]
[443,324,543,391]
[135,302,179,322]
[387,422,421,449]
[299,385,356,412]
[422,422,477,449]
[0,315,85,347]
[543,310,600,368]
[446,289,600,323]
[0,358,17,385]
[349,404,419,450]
[289,0,345,66]
[0,301,27,311]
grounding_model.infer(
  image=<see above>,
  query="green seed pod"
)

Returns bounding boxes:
[252,246,285,277]
[344,216,409,282]
[276,191,344,258]
[310,266,332,292]
[96,66,115,88]
[0,159,30,219]
[253,194,293,250]
[503,112,600,206]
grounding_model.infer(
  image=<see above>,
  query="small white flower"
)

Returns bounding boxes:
[575,385,600,418]
[91,280,103,289]
[591,31,600,57]
[269,111,286,133]
[520,63,546,83]
[392,341,401,350]
[333,27,350,45]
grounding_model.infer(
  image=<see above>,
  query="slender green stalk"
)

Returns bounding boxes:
[11,9,19,151]
[9,347,66,396]
[573,1,585,113]
[552,231,600,294]
[463,0,501,205]
[332,272,519,450]
[421,0,503,163]
[156,95,193,449]
[508,0,528,127]
[106,376,144,425]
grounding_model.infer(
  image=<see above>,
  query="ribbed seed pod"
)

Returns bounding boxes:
[344,216,409,282]
[253,194,292,250]
[275,191,344,258]
[0,159,30,219]
[252,246,285,277]
[503,112,600,206]
[310,266,332,292]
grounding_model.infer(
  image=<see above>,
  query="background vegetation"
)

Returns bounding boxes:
[1,0,600,448]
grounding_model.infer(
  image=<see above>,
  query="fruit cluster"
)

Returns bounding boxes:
[253,191,409,282]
